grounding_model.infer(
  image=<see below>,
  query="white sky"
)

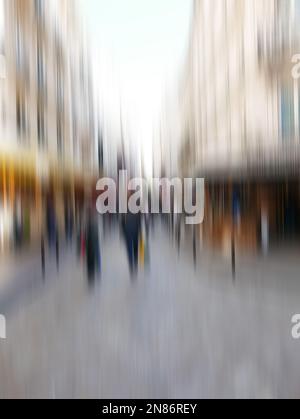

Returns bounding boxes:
[79,0,192,175]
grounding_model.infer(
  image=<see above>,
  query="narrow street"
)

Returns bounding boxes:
[1,0,300,402]
[0,221,300,398]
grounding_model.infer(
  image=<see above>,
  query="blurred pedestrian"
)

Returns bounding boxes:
[46,199,57,250]
[85,210,101,284]
[41,234,45,279]
[64,203,74,244]
[13,200,23,250]
[121,212,142,276]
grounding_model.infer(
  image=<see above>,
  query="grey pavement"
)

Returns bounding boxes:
[0,223,300,398]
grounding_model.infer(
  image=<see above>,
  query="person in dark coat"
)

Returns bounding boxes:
[121,212,142,276]
[46,200,57,250]
[64,204,74,244]
[86,211,101,284]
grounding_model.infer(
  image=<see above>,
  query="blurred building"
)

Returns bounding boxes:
[0,0,97,251]
[180,0,300,254]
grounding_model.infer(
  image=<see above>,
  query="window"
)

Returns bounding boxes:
[0,54,6,79]
[15,20,22,72]
[35,0,44,22]
[37,101,46,147]
[56,71,64,154]
[281,86,295,141]
[16,91,27,140]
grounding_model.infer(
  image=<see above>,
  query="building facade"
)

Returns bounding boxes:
[180,0,300,254]
[0,0,97,251]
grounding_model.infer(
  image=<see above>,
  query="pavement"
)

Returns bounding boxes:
[0,222,300,398]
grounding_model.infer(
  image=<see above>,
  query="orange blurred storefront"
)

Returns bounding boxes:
[0,151,92,253]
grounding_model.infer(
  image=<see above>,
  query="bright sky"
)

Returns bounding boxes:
[79,0,192,176]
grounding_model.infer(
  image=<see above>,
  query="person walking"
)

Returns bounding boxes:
[85,210,101,284]
[121,212,142,276]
